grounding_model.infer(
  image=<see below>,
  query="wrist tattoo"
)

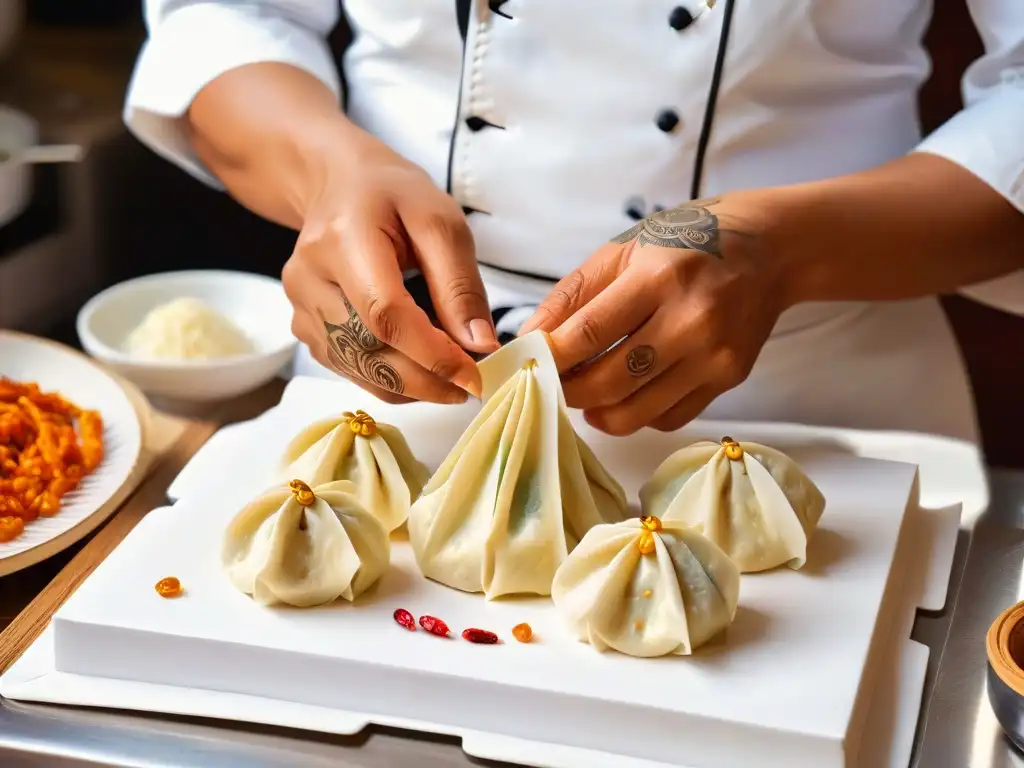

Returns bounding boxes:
[612,197,723,258]
[323,297,404,394]
[626,345,657,378]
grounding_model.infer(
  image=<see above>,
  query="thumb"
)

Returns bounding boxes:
[404,208,499,354]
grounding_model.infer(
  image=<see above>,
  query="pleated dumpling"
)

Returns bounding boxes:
[552,515,740,657]
[639,437,826,573]
[408,332,628,599]
[279,410,429,532]
[222,479,390,607]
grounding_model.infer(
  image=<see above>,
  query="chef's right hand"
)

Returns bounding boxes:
[281,132,499,405]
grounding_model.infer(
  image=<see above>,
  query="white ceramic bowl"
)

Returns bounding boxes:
[77,270,296,402]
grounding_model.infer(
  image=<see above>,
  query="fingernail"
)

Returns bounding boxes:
[469,318,499,351]
[454,368,483,399]
[446,389,469,405]
[462,379,482,399]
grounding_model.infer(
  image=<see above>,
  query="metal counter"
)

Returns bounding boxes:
[2,471,1024,768]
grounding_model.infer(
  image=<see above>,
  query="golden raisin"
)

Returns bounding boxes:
[155,577,183,598]
[512,623,533,643]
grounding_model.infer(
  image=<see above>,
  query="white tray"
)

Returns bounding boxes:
[1,377,964,768]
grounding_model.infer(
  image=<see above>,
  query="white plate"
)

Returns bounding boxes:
[0,332,142,576]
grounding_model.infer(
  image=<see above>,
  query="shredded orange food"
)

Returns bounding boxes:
[0,378,104,543]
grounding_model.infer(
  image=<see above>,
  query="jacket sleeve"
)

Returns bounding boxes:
[915,0,1024,315]
[124,1,341,188]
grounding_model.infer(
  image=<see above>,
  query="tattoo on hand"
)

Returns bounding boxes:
[626,345,657,378]
[612,197,723,258]
[323,297,405,394]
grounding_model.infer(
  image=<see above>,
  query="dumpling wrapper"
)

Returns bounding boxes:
[222,479,390,607]
[639,438,826,573]
[409,331,628,599]
[279,411,430,532]
[552,515,740,657]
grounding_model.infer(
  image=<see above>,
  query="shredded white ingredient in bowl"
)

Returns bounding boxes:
[124,297,254,361]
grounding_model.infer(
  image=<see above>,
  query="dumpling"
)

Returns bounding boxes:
[639,437,826,573]
[222,479,390,607]
[408,331,628,599]
[279,410,430,532]
[551,515,740,657]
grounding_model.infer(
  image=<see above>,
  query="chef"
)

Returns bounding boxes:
[125,0,1024,443]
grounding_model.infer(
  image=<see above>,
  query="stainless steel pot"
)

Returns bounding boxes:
[0,106,83,227]
[0,106,37,227]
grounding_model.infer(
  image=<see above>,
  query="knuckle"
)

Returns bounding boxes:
[715,347,748,385]
[560,269,587,307]
[541,270,587,319]
[289,312,306,342]
[364,294,402,346]
[281,255,299,287]
[423,212,465,244]
[596,411,640,437]
[428,354,460,382]
[444,273,487,311]
[530,305,556,327]
[281,255,307,301]
[295,219,335,252]
[575,312,604,349]
[647,256,679,283]
[689,298,717,330]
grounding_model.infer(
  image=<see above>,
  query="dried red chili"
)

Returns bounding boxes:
[462,628,499,645]
[393,608,415,631]
[419,615,451,637]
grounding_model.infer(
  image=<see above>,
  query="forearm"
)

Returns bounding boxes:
[186,62,366,229]
[761,152,1024,307]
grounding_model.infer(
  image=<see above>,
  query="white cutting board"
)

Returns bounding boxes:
[2,375,962,768]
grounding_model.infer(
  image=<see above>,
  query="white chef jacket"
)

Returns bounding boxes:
[124,0,1024,443]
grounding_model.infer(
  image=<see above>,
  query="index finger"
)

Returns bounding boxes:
[518,243,625,336]
[548,267,656,373]
[329,226,483,397]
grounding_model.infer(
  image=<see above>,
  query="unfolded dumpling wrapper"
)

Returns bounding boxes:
[551,515,740,657]
[408,332,629,599]
[279,411,430,532]
[639,438,826,573]
[222,479,390,607]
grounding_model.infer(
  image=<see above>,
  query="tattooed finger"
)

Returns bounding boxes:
[341,296,385,352]
[324,317,405,394]
[322,316,475,403]
[626,345,657,378]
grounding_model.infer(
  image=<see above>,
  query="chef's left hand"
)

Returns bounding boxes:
[519,194,789,435]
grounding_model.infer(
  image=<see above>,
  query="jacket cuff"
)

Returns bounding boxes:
[124,2,341,188]
[916,88,1024,315]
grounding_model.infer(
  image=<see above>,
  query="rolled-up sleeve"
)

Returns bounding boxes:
[915,0,1024,314]
[124,1,341,188]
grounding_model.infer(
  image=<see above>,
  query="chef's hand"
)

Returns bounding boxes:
[520,194,787,435]
[282,131,499,405]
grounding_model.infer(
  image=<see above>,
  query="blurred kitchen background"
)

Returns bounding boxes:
[1,0,1022,465]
